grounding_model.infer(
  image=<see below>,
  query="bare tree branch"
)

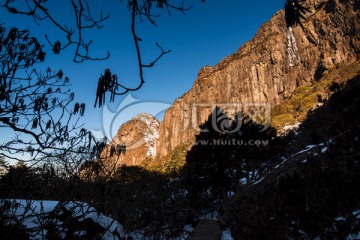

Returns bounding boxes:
[0,26,106,166]
[1,0,196,106]
[3,0,111,62]
[94,0,191,107]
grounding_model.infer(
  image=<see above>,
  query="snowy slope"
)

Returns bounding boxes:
[1,199,125,240]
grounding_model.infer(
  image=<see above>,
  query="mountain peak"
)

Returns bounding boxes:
[101,113,159,167]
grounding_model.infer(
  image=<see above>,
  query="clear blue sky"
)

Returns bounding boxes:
[1,0,284,141]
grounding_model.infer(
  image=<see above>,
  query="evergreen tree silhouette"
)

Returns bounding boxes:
[181,107,232,209]
[181,107,279,210]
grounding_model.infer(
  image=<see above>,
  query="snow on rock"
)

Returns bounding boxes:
[283,122,301,133]
[1,199,125,240]
[286,27,300,67]
[134,113,160,158]
[101,113,161,167]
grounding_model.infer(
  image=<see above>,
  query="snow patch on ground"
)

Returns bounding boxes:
[335,216,346,221]
[239,177,247,185]
[182,224,194,239]
[127,224,193,240]
[275,156,288,169]
[347,210,360,240]
[321,146,328,153]
[292,144,316,156]
[227,191,235,199]
[221,228,234,240]
[252,176,265,185]
[353,210,360,219]
[199,210,219,220]
[2,199,125,240]
[347,232,360,240]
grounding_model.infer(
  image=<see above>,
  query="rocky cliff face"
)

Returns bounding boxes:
[101,113,159,167]
[155,0,360,158]
[103,0,359,167]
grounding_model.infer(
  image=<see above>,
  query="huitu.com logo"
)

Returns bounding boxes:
[195,139,270,146]
[182,102,271,134]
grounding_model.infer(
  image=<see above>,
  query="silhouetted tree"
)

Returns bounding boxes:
[0,199,29,240]
[229,117,280,184]
[1,0,203,106]
[181,108,231,208]
[181,107,279,210]
[0,156,8,176]
[0,26,109,170]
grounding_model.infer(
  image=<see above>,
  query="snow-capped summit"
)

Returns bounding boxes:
[101,113,160,167]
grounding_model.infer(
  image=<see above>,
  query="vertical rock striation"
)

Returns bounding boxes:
[155,0,360,158]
